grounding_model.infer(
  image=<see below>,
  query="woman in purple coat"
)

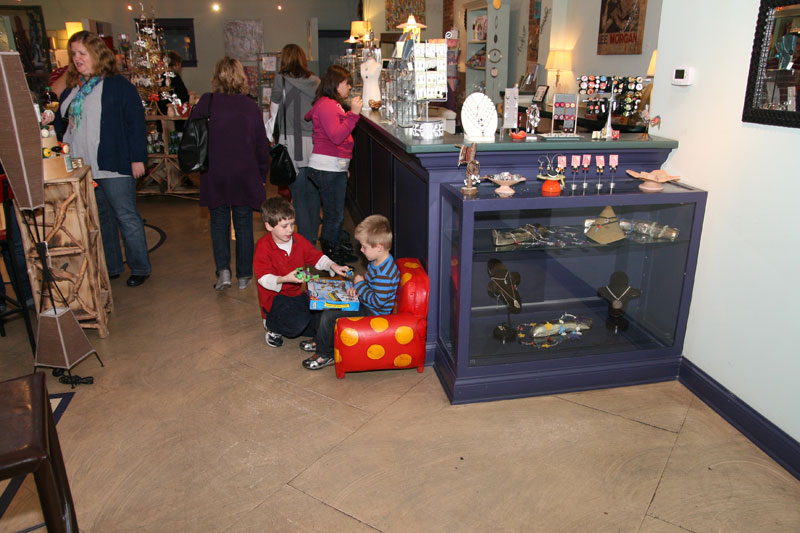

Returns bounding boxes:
[191,57,270,290]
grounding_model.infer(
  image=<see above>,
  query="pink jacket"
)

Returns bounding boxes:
[304,96,360,159]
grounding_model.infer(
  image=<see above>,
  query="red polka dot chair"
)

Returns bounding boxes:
[333,258,428,378]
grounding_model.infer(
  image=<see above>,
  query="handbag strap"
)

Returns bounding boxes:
[273,76,288,142]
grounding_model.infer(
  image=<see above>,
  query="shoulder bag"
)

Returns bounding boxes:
[178,93,213,172]
[269,78,297,186]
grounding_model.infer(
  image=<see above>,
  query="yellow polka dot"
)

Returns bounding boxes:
[334,348,341,363]
[367,345,385,359]
[345,316,364,322]
[395,326,414,344]
[340,328,359,346]
[370,317,389,332]
[400,272,412,286]
[451,258,458,267]
[404,261,421,268]
[394,354,412,367]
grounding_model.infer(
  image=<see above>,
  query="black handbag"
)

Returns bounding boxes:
[178,93,213,172]
[269,80,297,186]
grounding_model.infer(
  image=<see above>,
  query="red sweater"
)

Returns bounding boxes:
[304,96,360,159]
[254,233,323,315]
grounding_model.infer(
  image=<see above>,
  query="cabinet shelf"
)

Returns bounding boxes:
[435,181,708,403]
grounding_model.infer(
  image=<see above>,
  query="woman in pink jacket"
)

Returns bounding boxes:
[304,65,361,264]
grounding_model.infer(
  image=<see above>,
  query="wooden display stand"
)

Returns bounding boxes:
[138,114,198,197]
[15,165,113,337]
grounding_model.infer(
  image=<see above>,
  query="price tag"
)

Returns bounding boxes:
[595,155,605,167]
[582,154,591,167]
[609,154,619,167]
[558,156,567,169]
[571,155,580,168]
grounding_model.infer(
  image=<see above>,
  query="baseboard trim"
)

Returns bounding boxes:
[679,358,800,481]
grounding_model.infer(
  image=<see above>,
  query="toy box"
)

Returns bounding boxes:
[308,279,359,311]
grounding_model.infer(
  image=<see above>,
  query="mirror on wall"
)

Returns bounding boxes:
[742,0,800,128]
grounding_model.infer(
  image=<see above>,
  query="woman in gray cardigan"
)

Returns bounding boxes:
[270,44,320,245]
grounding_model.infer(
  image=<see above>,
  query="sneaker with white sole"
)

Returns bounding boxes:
[238,276,252,289]
[265,330,283,348]
[299,339,316,352]
[214,269,232,291]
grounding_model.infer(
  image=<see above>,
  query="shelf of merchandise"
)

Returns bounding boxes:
[138,115,197,197]
[435,180,707,404]
[464,0,509,104]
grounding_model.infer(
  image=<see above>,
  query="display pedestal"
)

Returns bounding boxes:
[138,115,197,196]
[15,166,113,337]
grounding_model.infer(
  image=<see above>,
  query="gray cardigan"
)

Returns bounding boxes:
[270,74,320,160]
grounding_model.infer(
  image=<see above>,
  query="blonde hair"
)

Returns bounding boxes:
[354,215,393,249]
[211,56,249,95]
[66,31,118,87]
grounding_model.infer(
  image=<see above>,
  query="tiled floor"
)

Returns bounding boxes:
[1,196,799,532]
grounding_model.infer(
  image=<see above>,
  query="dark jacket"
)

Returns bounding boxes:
[190,92,270,210]
[56,74,147,173]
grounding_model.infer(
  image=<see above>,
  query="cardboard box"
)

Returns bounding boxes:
[308,279,359,311]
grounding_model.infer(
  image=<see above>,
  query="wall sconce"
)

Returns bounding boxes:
[647,49,658,78]
[65,22,84,39]
[545,49,572,88]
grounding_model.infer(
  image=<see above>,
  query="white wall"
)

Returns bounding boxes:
[654,0,800,441]
[37,0,359,92]
[544,0,661,93]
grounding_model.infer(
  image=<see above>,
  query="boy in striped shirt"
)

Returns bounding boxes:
[301,215,400,370]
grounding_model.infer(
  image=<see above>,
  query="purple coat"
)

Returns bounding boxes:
[192,92,270,210]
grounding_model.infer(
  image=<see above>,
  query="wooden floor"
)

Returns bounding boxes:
[1,195,799,532]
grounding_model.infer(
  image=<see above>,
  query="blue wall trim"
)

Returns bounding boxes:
[679,358,800,481]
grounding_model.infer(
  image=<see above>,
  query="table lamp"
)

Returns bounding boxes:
[545,50,572,90]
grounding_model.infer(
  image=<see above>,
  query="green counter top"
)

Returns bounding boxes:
[358,111,679,154]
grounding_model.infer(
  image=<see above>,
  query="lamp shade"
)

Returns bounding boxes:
[545,50,572,72]
[350,20,371,38]
[397,15,426,30]
[647,49,658,78]
[65,22,84,39]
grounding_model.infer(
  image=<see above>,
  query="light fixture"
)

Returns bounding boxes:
[126,4,133,11]
[277,4,283,10]
[647,49,658,78]
[211,3,221,12]
[397,14,426,42]
[65,22,84,39]
[350,20,371,40]
[545,50,572,88]
[344,35,360,44]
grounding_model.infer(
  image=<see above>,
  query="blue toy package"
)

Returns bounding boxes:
[308,278,360,311]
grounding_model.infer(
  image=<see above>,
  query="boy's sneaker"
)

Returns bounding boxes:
[265,330,283,348]
[299,339,317,352]
[302,354,334,370]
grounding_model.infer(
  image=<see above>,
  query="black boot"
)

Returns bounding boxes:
[320,239,357,264]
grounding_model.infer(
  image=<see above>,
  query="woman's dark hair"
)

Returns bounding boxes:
[278,44,312,79]
[314,65,352,110]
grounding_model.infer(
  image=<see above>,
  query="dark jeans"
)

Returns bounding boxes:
[94,176,151,277]
[288,167,321,244]
[209,205,254,278]
[313,306,376,357]
[1,201,33,303]
[264,292,317,338]
[307,168,346,245]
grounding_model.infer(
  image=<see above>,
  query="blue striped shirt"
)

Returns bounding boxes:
[355,254,400,314]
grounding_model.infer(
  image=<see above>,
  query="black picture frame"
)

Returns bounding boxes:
[532,84,549,103]
[136,18,197,67]
[0,5,52,92]
[742,0,800,128]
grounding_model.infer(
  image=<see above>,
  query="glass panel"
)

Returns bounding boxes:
[467,202,696,367]
[438,194,460,364]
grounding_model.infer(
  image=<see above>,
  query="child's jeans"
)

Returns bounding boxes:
[313,306,377,357]
[264,292,317,338]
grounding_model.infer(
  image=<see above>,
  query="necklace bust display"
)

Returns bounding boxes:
[597,271,640,318]
[360,56,382,111]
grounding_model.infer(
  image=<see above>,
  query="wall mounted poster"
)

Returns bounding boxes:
[385,0,426,30]
[597,0,647,55]
[223,20,263,61]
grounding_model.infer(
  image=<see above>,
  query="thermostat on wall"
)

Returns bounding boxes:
[672,67,694,86]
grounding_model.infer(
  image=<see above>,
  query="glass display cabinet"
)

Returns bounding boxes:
[436,181,707,404]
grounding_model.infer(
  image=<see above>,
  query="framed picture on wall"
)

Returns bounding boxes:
[153,18,197,67]
[533,84,549,103]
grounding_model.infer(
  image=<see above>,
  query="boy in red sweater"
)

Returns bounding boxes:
[254,197,350,347]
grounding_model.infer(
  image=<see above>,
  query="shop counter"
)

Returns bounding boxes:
[348,111,679,364]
